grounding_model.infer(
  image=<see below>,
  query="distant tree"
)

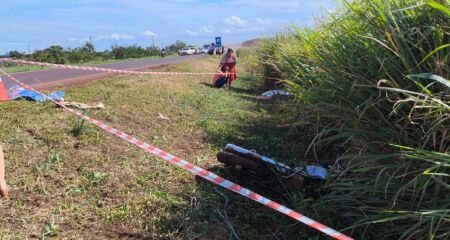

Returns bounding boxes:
[167,40,187,53]
[110,44,157,59]
[45,45,66,64]
[111,45,125,59]
[146,46,160,56]
[32,50,49,62]
[83,42,95,54]
[9,41,167,64]
[79,42,96,62]
[100,50,111,61]
[66,48,83,63]
[8,50,25,59]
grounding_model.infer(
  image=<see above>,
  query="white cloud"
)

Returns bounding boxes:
[218,17,278,35]
[185,30,199,36]
[224,15,248,26]
[185,25,214,37]
[1,0,337,52]
[141,30,156,38]
[171,0,199,2]
[224,0,334,9]
[68,37,89,42]
[199,25,213,34]
[256,18,272,25]
[94,33,135,41]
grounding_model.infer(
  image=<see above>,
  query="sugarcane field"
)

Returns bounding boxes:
[0,0,449,239]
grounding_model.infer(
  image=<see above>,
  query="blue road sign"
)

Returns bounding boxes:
[215,37,222,48]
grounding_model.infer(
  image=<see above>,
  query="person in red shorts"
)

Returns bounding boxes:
[217,48,237,89]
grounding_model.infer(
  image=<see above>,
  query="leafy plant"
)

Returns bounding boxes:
[257,0,450,238]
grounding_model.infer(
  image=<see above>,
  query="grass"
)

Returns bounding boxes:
[2,65,50,73]
[1,54,176,74]
[0,56,324,239]
[255,0,450,239]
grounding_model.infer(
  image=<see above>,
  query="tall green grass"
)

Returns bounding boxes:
[258,0,450,238]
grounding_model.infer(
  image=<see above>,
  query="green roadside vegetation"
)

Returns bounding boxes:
[2,40,188,73]
[238,0,449,239]
[0,56,316,239]
[1,54,176,74]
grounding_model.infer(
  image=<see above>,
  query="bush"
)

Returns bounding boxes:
[236,47,260,77]
[167,40,187,54]
[8,50,25,59]
[66,43,96,63]
[6,40,185,64]
[111,44,160,59]
[45,45,66,64]
[258,0,450,239]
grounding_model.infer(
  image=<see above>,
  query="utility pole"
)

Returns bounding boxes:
[151,35,155,48]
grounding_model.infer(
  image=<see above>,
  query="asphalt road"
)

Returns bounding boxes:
[1,54,204,90]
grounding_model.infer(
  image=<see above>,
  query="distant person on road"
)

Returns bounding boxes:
[217,48,237,89]
[209,42,216,55]
[0,144,9,198]
[161,48,166,58]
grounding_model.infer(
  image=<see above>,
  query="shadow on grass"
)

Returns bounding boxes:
[199,76,261,96]
[184,75,333,239]
[199,82,214,88]
[102,75,340,240]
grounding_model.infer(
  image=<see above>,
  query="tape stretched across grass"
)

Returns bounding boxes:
[0,67,353,240]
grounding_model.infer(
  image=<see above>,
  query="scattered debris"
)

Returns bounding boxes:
[157,113,170,120]
[287,165,329,181]
[259,90,291,99]
[8,84,105,110]
[59,101,105,109]
[217,144,329,191]
[8,84,64,102]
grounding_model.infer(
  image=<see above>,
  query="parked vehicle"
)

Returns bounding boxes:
[216,46,223,55]
[196,47,207,54]
[179,47,196,55]
[208,46,223,55]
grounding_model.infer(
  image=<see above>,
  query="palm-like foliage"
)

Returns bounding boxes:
[258,0,450,238]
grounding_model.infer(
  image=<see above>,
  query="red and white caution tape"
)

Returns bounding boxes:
[0,68,353,240]
[0,58,217,75]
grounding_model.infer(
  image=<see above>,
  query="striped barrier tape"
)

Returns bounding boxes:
[0,68,353,240]
[0,58,218,76]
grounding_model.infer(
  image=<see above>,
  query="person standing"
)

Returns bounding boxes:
[0,144,8,198]
[217,48,238,89]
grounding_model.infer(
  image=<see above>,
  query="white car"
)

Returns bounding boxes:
[196,47,207,54]
[179,47,196,55]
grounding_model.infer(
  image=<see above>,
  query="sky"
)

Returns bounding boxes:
[0,0,336,54]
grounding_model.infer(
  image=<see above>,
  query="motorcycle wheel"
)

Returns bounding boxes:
[217,151,273,178]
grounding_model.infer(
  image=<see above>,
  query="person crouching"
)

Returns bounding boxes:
[217,48,237,89]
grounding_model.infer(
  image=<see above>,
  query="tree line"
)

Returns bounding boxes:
[6,40,189,64]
